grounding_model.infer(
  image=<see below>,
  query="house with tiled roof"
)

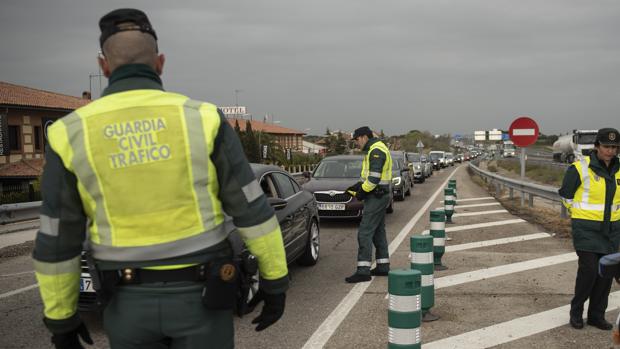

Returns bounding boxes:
[227,118,306,151]
[0,81,90,202]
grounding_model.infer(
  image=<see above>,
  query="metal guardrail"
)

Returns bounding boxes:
[468,161,568,218]
[0,201,42,225]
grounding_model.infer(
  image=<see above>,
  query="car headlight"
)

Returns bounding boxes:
[392,177,401,186]
[415,165,421,170]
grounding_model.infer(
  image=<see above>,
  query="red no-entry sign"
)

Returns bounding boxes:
[509,116,539,147]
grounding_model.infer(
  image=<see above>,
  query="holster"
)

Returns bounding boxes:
[85,251,117,308]
[233,250,258,317]
[200,258,240,311]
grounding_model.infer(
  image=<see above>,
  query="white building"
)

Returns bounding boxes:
[302,141,326,154]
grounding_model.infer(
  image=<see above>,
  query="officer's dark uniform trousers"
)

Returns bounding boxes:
[357,191,390,275]
[571,251,613,321]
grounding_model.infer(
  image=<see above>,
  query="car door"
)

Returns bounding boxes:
[270,172,307,260]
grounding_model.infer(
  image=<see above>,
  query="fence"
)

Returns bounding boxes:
[1,182,41,205]
[468,161,567,218]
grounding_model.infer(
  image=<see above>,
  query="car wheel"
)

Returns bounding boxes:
[397,190,405,201]
[386,200,394,214]
[297,219,320,266]
[405,186,411,196]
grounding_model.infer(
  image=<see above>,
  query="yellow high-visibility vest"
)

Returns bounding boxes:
[570,157,620,221]
[360,140,392,192]
[47,90,234,261]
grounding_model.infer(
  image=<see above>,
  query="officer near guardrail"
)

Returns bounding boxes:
[559,127,620,331]
[345,126,393,283]
[32,8,289,349]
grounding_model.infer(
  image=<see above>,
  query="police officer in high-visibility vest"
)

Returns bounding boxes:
[32,9,288,349]
[559,127,620,331]
[345,126,392,283]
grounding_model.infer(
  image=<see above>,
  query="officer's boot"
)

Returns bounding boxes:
[345,266,371,283]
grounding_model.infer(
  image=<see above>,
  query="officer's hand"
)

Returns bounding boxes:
[346,182,362,193]
[51,322,93,349]
[247,289,286,331]
[355,189,368,201]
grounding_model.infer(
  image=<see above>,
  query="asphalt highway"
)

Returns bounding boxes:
[1,163,617,348]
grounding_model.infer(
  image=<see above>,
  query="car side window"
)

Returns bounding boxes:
[260,175,278,198]
[272,172,296,199]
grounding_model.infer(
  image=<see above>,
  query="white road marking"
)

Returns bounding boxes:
[452,210,508,217]
[440,197,495,203]
[445,233,550,252]
[301,167,461,349]
[435,252,577,289]
[0,284,38,300]
[423,291,620,349]
[422,219,526,235]
[0,270,34,278]
[435,202,501,210]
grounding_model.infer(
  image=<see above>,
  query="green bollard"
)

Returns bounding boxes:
[410,235,440,322]
[430,210,447,271]
[444,188,455,224]
[448,180,457,205]
[388,269,422,349]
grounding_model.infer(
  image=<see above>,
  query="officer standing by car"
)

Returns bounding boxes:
[345,126,393,283]
[32,9,288,349]
[559,127,620,331]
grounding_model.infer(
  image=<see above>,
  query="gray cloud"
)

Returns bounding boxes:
[2,0,619,136]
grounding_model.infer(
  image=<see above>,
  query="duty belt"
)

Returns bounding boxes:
[104,264,208,285]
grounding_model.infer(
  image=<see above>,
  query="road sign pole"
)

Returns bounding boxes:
[520,147,525,206]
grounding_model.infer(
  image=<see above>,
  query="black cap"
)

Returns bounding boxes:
[99,8,157,48]
[352,126,373,140]
[596,128,620,146]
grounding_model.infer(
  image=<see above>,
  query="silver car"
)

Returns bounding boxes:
[406,152,426,183]
[420,154,433,178]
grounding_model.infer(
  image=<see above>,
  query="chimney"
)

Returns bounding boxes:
[82,91,92,100]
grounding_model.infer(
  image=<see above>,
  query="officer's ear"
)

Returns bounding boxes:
[154,53,165,76]
[97,53,112,78]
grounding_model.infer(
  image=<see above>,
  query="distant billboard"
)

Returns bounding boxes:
[474,130,486,141]
[488,129,502,141]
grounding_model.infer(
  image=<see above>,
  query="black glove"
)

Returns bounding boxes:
[346,182,362,193]
[247,289,286,331]
[355,188,368,200]
[51,322,93,349]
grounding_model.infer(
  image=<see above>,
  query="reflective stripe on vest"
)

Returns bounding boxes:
[360,140,392,187]
[571,157,620,222]
[47,91,228,261]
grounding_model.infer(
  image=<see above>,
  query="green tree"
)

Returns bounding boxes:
[244,120,260,162]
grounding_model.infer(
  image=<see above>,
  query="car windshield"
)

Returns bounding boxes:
[392,160,401,170]
[313,159,362,178]
[430,153,441,160]
[408,153,421,162]
[577,134,597,144]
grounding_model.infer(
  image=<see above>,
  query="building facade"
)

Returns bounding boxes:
[0,81,89,202]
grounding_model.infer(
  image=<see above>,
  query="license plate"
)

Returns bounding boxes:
[317,203,346,210]
[80,277,95,293]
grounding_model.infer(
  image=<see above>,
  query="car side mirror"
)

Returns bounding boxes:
[302,171,312,179]
[267,197,288,210]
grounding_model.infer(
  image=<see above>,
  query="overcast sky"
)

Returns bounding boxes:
[2,0,619,136]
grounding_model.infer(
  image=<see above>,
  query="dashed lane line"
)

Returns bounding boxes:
[445,233,551,252]
[440,196,495,203]
[435,252,577,290]
[0,270,34,278]
[0,284,38,300]
[422,219,526,235]
[452,209,508,217]
[423,291,620,349]
[435,202,501,210]
[301,166,461,349]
